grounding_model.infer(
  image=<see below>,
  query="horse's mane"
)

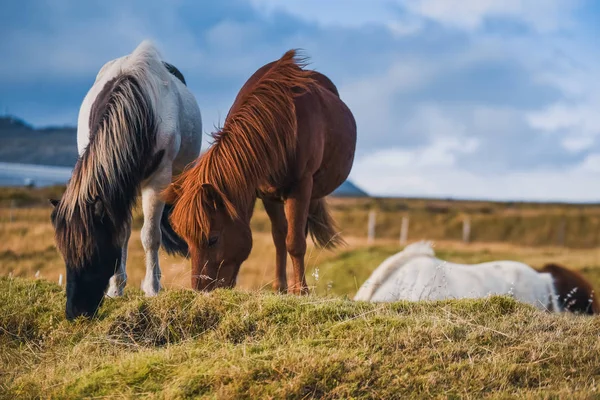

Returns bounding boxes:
[164,49,317,243]
[54,42,162,267]
[539,263,600,314]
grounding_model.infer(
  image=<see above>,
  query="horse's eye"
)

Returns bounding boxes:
[208,236,219,248]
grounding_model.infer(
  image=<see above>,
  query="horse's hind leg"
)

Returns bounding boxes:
[106,217,131,297]
[284,177,312,295]
[140,183,167,297]
[263,197,288,293]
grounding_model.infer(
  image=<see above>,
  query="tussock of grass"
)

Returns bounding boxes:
[2,277,600,399]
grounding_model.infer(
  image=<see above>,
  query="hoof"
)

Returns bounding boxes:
[141,281,161,297]
[272,283,288,294]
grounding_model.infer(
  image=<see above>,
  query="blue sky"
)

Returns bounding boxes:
[2,0,600,201]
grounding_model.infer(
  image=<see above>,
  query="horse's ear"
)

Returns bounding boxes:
[201,183,223,209]
[49,198,59,208]
[200,183,238,219]
[93,197,105,220]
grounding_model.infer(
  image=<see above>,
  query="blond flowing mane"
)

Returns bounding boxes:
[164,50,318,243]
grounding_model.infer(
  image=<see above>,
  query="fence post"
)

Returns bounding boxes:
[400,216,409,246]
[367,210,376,245]
[58,274,63,286]
[9,199,15,223]
[462,216,471,243]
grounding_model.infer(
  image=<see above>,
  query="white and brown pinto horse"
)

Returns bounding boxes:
[50,41,202,320]
[354,242,599,315]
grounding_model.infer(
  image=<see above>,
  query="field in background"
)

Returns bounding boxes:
[4,186,600,398]
[2,186,600,296]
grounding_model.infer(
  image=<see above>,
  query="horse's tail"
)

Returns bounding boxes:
[307,198,345,249]
[160,202,190,258]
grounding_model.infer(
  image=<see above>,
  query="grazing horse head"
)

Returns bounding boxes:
[164,182,253,290]
[163,49,318,291]
[539,263,600,315]
[50,196,125,319]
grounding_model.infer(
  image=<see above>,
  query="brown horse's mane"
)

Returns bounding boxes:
[540,263,600,314]
[164,49,318,243]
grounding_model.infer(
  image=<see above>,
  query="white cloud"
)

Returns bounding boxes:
[249,0,581,33]
[360,135,479,171]
[338,59,438,145]
[352,146,600,202]
[250,0,397,27]
[577,153,600,173]
[527,69,600,153]
[404,0,579,32]
[249,0,424,37]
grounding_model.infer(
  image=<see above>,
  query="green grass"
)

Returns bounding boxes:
[4,188,600,398]
[2,277,600,399]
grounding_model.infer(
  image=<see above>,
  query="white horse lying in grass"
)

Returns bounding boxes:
[354,241,599,315]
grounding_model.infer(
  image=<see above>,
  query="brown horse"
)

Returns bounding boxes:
[163,49,357,294]
[539,263,600,315]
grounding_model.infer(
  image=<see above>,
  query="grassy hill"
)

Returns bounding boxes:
[2,277,600,399]
[2,188,600,397]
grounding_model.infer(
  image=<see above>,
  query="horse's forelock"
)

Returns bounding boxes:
[167,174,238,245]
[53,201,98,267]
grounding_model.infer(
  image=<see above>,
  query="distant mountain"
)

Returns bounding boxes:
[0,115,77,167]
[331,180,369,197]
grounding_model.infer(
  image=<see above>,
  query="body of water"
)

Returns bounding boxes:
[0,162,72,187]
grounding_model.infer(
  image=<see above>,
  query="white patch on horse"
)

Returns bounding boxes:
[354,241,561,313]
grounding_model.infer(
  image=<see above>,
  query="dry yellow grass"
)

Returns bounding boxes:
[4,194,600,398]
[3,278,600,399]
[2,205,600,298]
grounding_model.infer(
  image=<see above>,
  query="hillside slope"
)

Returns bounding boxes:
[0,116,77,167]
[2,277,600,399]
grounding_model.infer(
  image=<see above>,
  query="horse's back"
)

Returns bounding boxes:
[78,40,202,174]
[227,61,340,118]
[354,241,436,301]
[229,55,355,199]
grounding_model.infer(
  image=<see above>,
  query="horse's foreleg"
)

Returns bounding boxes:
[140,185,166,297]
[263,198,288,293]
[106,217,131,297]
[284,178,312,295]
